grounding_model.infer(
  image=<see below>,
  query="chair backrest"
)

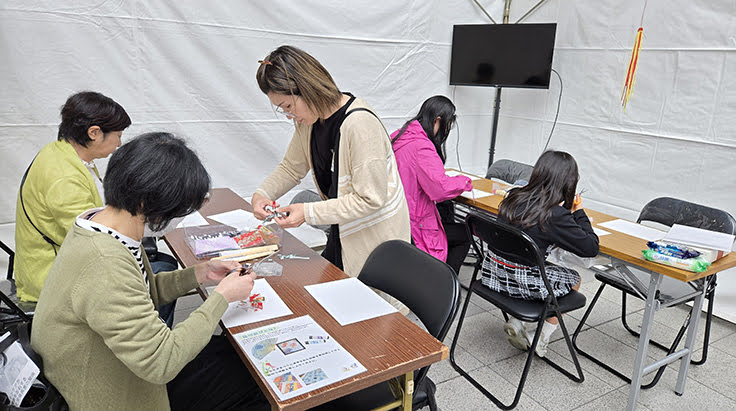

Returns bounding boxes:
[466,212,547,273]
[637,197,736,235]
[357,240,460,384]
[485,159,534,185]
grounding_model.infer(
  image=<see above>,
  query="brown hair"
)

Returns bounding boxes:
[256,45,342,119]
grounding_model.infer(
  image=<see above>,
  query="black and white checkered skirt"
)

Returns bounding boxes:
[480,249,580,301]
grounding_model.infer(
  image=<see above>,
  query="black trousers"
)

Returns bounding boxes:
[445,222,471,275]
[168,336,269,411]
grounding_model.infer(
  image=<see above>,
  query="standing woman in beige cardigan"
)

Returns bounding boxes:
[252,45,411,277]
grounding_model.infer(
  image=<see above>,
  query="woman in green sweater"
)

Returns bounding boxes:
[32,132,267,410]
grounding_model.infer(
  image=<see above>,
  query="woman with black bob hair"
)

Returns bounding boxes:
[32,132,267,410]
[390,96,473,275]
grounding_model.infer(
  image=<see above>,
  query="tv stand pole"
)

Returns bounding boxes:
[475,0,550,168]
[488,0,511,168]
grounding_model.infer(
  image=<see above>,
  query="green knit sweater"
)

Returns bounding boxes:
[32,224,228,410]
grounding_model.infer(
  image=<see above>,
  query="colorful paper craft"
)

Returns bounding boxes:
[299,368,328,385]
[273,372,302,394]
[277,339,305,355]
[251,338,278,360]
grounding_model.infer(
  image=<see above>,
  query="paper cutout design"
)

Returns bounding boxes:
[273,372,302,394]
[277,338,305,355]
[299,368,328,385]
[251,338,278,360]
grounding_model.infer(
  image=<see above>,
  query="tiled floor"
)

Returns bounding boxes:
[168,256,736,410]
[2,224,734,410]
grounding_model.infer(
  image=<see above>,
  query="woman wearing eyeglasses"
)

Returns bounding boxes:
[251,45,410,277]
[390,96,473,275]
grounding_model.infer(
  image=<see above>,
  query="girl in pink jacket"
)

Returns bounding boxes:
[391,96,473,274]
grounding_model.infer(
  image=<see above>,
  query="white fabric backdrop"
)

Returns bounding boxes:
[1,0,735,320]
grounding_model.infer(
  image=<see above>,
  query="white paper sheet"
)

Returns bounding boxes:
[598,219,665,241]
[304,278,398,326]
[663,224,735,252]
[176,211,209,228]
[207,278,292,328]
[207,209,262,231]
[286,225,327,248]
[235,315,366,401]
[593,227,611,237]
[445,170,480,179]
[459,189,493,201]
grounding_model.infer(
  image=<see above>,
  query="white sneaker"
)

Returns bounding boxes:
[524,327,551,358]
[503,318,530,351]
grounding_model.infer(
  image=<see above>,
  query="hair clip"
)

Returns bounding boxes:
[258,60,273,65]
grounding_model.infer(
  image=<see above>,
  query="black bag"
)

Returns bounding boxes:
[0,293,67,411]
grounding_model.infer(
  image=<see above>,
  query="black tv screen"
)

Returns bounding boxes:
[450,23,557,89]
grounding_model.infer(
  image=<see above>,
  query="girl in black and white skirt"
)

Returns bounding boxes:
[481,150,599,357]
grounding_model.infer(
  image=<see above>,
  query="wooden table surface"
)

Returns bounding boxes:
[164,188,448,410]
[455,172,736,283]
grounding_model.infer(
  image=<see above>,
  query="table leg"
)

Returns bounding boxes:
[675,280,706,394]
[627,272,662,411]
[400,371,414,411]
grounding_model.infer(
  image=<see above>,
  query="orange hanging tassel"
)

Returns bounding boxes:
[621,27,643,111]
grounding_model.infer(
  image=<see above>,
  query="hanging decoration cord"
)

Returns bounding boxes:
[621,0,648,110]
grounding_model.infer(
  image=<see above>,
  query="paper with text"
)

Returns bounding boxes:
[235,315,366,401]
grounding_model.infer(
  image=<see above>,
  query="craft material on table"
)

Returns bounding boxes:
[206,278,292,328]
[662,224,735,256]
[213,244,280,262]
[304,278,398,326]
[235,315,366,401]
[598,219,664,242]
[592,227,611,237]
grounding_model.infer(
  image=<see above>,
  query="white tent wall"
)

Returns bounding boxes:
[1,1,735,320]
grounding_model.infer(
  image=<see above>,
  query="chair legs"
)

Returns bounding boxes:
[450,281,584,410]
[0,240,14,281]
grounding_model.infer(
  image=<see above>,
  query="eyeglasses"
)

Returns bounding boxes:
[274,105,295,119]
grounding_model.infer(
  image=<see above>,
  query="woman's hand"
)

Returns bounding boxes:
[194,260,242,285]
[251,192,277,220]
[212,269,257,303]
[273,203,306,228]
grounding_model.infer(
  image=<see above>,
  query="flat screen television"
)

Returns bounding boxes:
[449,23,557,89]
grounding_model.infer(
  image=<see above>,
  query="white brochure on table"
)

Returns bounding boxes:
[235,315,366,401]
[304,278,398,326]
[176,211,209,228]
[206,278,292,328]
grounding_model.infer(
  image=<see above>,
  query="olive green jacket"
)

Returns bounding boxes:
[14,140,103,301]
[32,224,228,410]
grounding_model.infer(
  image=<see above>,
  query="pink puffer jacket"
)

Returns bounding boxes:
[391,120,472,262]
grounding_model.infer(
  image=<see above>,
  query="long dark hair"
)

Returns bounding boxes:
[499,151,579,229]
[391,95,456,163]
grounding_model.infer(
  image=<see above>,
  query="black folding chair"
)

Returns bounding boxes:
[313,240,460,411]
[450,212,585,410]
[1,240,14,281]
[572,197,736,388]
